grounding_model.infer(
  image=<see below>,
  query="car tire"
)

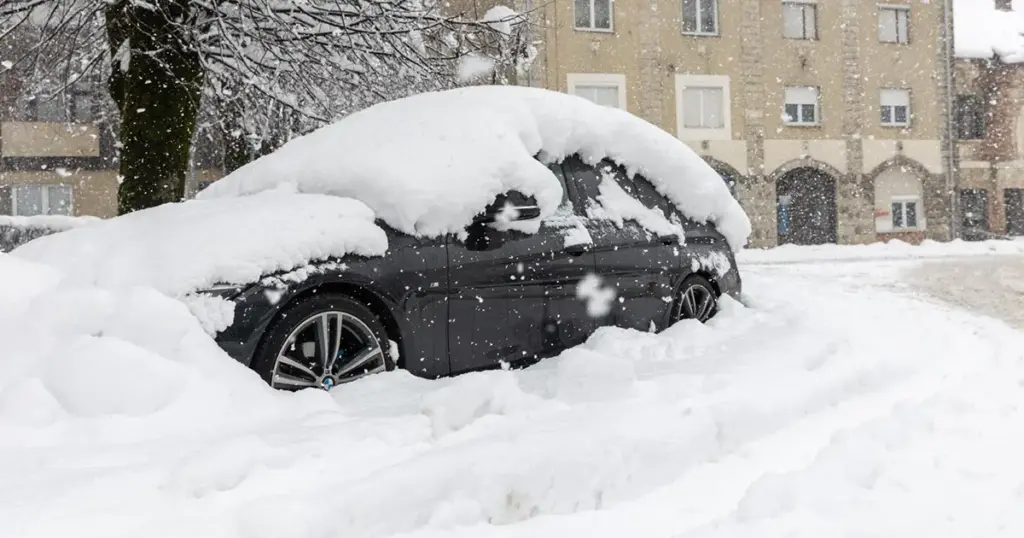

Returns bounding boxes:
[672,275,719,323]
[250,293,396,391]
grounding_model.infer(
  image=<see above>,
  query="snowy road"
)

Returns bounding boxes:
[909,256,1024,330]
[3,249,1024,538]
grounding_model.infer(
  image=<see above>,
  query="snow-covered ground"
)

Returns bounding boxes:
[3,242,1024,538]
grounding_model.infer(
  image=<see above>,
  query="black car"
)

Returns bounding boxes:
[207,154,742,391]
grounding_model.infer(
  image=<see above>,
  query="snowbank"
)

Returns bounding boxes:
[0,254,332,449]
[6,256,1024,537]
[0,214,99,252]
[199,85,751,250]
[11,189,387,297]
[0,214,99,230]
[738,238,1024,265]
[954,0,1024,63]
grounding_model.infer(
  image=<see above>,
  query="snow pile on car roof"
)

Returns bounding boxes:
[11,189,387,297]
[955,0,1024,62]
[199,85,751,250]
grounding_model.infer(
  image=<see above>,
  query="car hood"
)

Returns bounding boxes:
[11,189,388,297]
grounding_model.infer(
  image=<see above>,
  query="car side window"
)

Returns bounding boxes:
[547,161,572,209]
[631,177,708,231]
[560,156,601,215]
[597,160,642,199]
[631,175,678,218]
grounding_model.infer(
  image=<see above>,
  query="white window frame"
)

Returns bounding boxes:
[782,0,818,40]
[567,73,627,109]
[890,196,922,230]
[574,0,613,32]
[878,4,910,44]
[783,86,820,126]
[682,0,719,36]
[10,184,73,216]
[880,88,911,127]
[675,74,732,140]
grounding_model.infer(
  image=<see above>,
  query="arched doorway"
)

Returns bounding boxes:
[703,158,740,198]
[776,167,837,245]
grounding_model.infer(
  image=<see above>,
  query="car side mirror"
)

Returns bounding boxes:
[474,191,541,225]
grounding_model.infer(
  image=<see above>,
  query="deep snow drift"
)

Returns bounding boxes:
[4,243,1024,537]
[199,85,751,250]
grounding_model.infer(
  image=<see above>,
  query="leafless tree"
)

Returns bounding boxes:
[0,0,531,213]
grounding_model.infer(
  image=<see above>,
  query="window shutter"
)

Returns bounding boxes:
[785,86,817,105]
[880,89,908,107]
[703,87,724,127]
[879,9,897,42]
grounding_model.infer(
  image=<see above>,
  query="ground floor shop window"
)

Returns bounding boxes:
[0,184,73,216]
[891,198,919,230]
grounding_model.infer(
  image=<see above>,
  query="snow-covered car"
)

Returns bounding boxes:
[12,85,751,391]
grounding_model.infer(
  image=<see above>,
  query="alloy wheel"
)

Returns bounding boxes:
[676,282,717,323]
[271,311,386,390]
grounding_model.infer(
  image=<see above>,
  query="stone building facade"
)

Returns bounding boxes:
[520,0,956,247]
[953,56,1024,238]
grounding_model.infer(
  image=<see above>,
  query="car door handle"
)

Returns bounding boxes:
[657,234,679,246]
[563,243,591,256]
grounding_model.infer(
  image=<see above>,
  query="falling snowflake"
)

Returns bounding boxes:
[576,273,616,318]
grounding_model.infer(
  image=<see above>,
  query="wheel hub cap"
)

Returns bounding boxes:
[270,310,387,391]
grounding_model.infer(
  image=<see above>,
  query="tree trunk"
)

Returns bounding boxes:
[105,1,203,215]
[219,90,252,174]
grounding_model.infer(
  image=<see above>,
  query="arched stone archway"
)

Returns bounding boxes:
[871,162,927,238]
[776,167,837,245]
[701,157,742,198]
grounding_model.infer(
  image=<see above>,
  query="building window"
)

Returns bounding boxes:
[878,5,909,44]
[783,86,819,126]
[568,73,626,109]
[675,75,731,140]
[880,89,910,127]
[72,93,94,123]
[782,1,817,40]
[18,96,64,122]
[955,95,985,140]
[683,88,724,128]
[2,184,73,216]
[16,91,94,123]
[575,0,612,31]
[682,0,718,35]
[891,198,919,229]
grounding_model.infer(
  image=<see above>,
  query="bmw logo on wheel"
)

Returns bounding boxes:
[321,377,335,390]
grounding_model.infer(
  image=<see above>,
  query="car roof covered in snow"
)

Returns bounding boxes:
[198,85,751,251]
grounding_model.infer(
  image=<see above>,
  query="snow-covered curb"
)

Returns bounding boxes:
[0,215,100,252]
[738,239,1024,265]
[0,215,99,230]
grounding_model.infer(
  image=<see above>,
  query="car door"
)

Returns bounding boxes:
[561,156,682,332]
[446,168,597,374]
